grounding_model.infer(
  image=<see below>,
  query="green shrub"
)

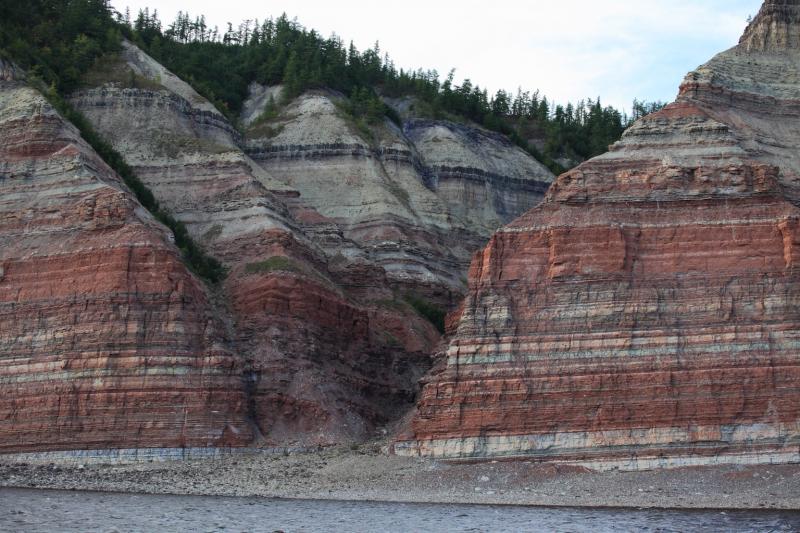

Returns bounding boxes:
[80,53,163,90]
[384,105,403,128]
[41,85,226,284]
[405,294,446,334]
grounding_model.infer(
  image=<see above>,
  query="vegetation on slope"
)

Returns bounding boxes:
[127,9,665,173]
[0,0,225,282]
[405,295,446,334]
[1,1,666,176]
[45,87,227,282]
[0,1,666,282]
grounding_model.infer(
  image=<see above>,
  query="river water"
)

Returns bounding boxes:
[1,488,798,532]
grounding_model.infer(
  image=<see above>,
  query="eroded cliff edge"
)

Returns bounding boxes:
[395,0,800,469]
[0,59,253,453]
[0,27,553,455]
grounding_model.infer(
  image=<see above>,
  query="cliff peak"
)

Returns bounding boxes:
[396,0,800,469]
[739,0,800,52]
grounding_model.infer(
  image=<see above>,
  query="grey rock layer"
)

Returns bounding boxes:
[49,40,554,451]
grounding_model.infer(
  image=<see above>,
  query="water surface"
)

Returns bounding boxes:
[2,488,798,532]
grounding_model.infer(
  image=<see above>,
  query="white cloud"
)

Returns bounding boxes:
[111,0,763,110]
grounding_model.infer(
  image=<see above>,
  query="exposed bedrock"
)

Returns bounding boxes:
[0,60,252,453]
[242,89,553,297]
[63,40,534,448]
[403,119,551,223]
[395,0,800,469]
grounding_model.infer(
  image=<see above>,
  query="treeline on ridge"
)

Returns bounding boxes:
[128,8,665,172]
[1,1,665,173]
[0,1,666,282]
[0,0,225,282]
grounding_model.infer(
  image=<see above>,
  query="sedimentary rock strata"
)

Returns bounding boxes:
[396,0,800,469]
[64,38,548,447]
[0,60,252,453]
[403,119,551,226]
[243,88,553,295]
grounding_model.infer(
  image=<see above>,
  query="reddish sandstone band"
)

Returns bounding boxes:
[396,0,800,468]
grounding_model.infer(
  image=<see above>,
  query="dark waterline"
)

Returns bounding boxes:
[1,487,799,533]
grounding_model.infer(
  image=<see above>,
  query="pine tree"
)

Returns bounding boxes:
[283,51,303,98]
[2,2,637,171]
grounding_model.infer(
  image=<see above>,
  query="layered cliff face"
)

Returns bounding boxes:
[681,0,800,203]
[0,60,252,453]
[243,87,553,296]
[396,0,800,469]
[66,42,445,446]
[60,37,551,448]
[403,119,551,227]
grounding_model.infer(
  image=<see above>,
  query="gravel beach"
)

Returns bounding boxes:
[1,444,798,510]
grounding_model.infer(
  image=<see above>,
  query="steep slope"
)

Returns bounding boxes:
[0,59,252,454]
[681,0,800,203]
[395,0,800,469]
[68,42,446,446]
[243,87,553,296]
[403,118,551,225]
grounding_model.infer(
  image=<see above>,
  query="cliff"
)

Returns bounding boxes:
[242,86,552,295]
[62,42,427,446]
[0,37,552,453]
[395,0,800,469]
[0,58,252,453]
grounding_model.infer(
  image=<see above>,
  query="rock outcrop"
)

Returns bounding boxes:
[243,88,553,296]
[65,42,435,446]
[403,118,551,228]
[0,59,252,453]
[395,0,800,469]
[54,40,552,449]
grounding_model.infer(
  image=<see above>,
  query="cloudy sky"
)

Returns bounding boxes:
[111,0,763,111]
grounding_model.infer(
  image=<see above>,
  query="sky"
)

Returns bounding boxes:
[110,0,764,112]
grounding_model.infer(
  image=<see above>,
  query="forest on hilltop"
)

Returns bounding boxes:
[128,9,666,172]
[0,0,665,176]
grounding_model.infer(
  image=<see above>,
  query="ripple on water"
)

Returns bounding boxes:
[1,488,799,533]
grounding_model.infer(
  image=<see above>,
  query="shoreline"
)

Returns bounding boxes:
[3,486,798,514]
[5,487,798,533]
[1,445,799,510]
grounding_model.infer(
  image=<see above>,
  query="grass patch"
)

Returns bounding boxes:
[244,256,340,291]
[247,122,284,140]
[152,133,231,158]
[80,53,164,91]
[252,97,280,124]
[353,118,374,143]
[246,95,292,139]
[333,100,376,146]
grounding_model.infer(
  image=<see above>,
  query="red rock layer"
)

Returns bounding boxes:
[0,67,251,453]
[68,43,442,446]
[396,1,800,468]
[398,162,800,464]
[225,230,437,444]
